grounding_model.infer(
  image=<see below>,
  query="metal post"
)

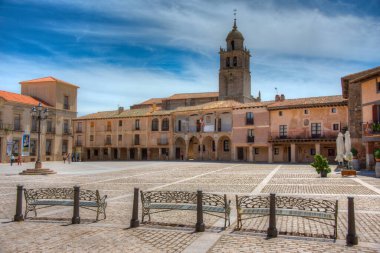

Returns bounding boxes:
[72,186,80,224]
[35,116,42,169]
[267,193,278,238]
[195,190,205,232]
[346,197,358,245]
[14,185,24,221]
[130,188,140,228]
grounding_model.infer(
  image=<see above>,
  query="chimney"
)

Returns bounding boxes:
[280,94,285,101]
[118,106,124,114]
[275,94,280,101]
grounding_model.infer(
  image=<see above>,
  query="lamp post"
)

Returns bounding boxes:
[31,103,48,169]
[20,103,56,175]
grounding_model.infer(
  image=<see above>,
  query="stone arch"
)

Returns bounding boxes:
[202,136,216,160]
[188,136,200,160]
[174,137,186,160]
[218,136,232,161]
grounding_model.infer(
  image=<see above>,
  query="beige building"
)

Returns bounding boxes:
[342,67,380,169]
[0,77,78,163]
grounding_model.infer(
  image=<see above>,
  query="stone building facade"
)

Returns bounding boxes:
[0,77,78,163]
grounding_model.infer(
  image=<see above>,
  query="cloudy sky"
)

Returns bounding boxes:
[1,0,379,115]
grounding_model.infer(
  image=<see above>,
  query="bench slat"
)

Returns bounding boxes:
[31,200,98,207]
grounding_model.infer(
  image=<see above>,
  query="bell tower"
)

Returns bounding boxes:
[219,16,252,103]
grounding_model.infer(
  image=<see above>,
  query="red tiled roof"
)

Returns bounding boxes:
[267,95,347,110]
[139,98,163,105]
[341,66,380,98]
[0,90,50,107]
[167,92,219,100]
[20,76,79,88]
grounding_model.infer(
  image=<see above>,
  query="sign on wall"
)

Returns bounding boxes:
[22,134,30,156]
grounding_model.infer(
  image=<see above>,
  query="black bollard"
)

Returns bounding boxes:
[72,186,80,224]
[346,197,358,245]
[195,190,205,232]
[267,193,278,238]
[14,185,24,221]
[130,188,140,228]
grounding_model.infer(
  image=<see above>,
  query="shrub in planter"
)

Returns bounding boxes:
[351,148,358,158]
[375,149,380,162]
[311,154,331,177]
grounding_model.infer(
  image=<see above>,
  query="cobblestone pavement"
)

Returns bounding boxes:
[0,161,379,252]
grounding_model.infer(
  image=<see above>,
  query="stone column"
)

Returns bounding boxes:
[158,148,162,160]
[315,143,321,155]
[248,146,254,162]
[108,147,111,160]
[126,148,130,160]
[117,148,121,159]
[0,137,7,163]
[231,144,236,161]
[214,140,218,161]
[199,144,203,160]
[90,148,94,161]
[365,142,375,170]
[268,144,273,163]
[184,141,189,160]
[169,147,175,160]
[291,143,296,163]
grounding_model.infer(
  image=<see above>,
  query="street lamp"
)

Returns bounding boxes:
[20,102,56,175]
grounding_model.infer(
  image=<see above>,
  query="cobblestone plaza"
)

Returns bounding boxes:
[0,161,379,252]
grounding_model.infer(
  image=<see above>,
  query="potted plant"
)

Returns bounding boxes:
[351,148,360,170]
[311,154,331,178]
[375,149,380,178]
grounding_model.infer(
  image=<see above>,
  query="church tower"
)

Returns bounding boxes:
[219,17,252,103]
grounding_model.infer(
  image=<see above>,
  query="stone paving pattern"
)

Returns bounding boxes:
[0,161,379,252]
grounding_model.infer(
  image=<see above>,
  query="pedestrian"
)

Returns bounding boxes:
[72,153,75,162]
[63,153,67,164]
[67,153,71,164]
[10,154,15,166]
[76,153,79,162]
[17,154,22,165]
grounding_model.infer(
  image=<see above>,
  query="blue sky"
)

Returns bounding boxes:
[1,0,379,115]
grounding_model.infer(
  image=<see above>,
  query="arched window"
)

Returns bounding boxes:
[151,118,159,131]
[231,40,235,50]
[226,57,230,67]
[223,140,230,151]
[233,57,237,67]
[161,118,169,131]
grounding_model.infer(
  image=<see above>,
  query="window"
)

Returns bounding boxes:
[233,56,237,67]
[76,122,82,132]
[377,82,380,93]
[162,118,169,131]
[94,149,99,156]
[223,140,230,152]
[246,112,254,125]
[46,139,52,155]
[63,96,69,110]
[310,148,316,155]
[63,120,69,134]
[196,119,201,132]
[279,125,287,138]
[103,149,108,155]
[274,148,279,155]
[14,114,21,131]
[46,120,53,133]
[118,134,122,141]
[106,121,111,131]
[177,120,182,132]
[333,123,340,131]
[205,116,211,124]
[328,148,335,156]
[218,118,222,132]
[304,109,309,115]
[119,120,123,127]
[226,57,230,67]
[134,134,140,145]
[105,135,111,145]
[279,111,283,116]
[76,135,82,146]
[152,118,159,131]
[311,123,321,137]
[90,135,94,141]
[255,148,260,155]
[331,107,337,113]
[135,119,140,130]
[212,141,215,152]
[91,122,95,128]
[62,140,68,154]
[247,129,254,143]
[231,40,235,50]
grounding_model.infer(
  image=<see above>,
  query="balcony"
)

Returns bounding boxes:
[247,136,255,143]
[63,129,72,135]
[269,130,338,142]
[46,127,56,134]
[75,141,83,147]
[76,128,83,133]
[13,124,22,132]
[363,122,380,137]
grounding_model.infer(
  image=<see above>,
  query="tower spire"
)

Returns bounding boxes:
[233,9,237,30]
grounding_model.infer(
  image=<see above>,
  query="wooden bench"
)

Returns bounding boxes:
[24,188,107,221]
[236,195,338,239]
[141,190,231,228]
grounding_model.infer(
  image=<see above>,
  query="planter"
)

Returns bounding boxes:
[376,161,380,178]
[320,170,328,178]
[342,170,357,177]
[351,159,360,171]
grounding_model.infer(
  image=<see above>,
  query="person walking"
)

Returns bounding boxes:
[10,154,15,166]
[67,153,71,164]
[17,154,22,166]
[63,153,67,164]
